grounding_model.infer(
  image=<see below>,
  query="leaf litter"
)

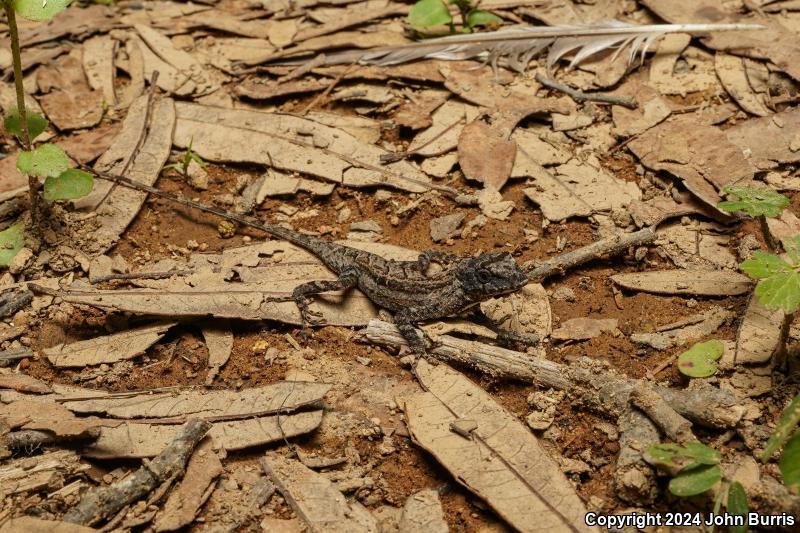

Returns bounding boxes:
[1,0,800,530]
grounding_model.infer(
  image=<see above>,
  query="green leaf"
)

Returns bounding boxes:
[754,271,800,313]
[647,441,720,471]
[782,235,800,265]
[16,143,70,178]
[682,441,722,465]
[408,0,452,28]
[669,464,722,497]
[677,340,724,378]
[740,251,792,280]
[12,0,72,21]
[779,432,800,494]
[465,8,502,28]
[0,222,24,267]
[726,481,749,533]
[718,186,790,218]
[3,107,48,142]
[43,169,93,201]
[762,393,800,462]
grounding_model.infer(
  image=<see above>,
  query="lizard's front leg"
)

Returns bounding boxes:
[415,250,459,274]
[292,269,359,332]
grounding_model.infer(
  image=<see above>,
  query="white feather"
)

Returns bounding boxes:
[274,21,764,72]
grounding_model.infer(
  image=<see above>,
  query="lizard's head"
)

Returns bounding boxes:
[456,252,528,299]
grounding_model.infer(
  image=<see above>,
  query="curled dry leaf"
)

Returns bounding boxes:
[82,34,116,107]
[458,120,517,190]
[44,322,177,368]
[201,321,234,385]
[611,270,753,296]
[173,102,431,193]
[404,359,595,533]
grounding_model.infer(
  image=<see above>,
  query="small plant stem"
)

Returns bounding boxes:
[758,215,780,252]
[775,311,795,370]
[4,0,41,235]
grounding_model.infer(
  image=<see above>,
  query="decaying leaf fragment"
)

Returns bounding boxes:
[611,270,753,296]
[262,453,378,533]
[631,306,732,350]
[44,322,177,368]
[404,360,596,533]
[734,293,783,365]
[201,321,233,385]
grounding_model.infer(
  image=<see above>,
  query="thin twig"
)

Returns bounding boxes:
[535,72,637,109]
[380,116,464,164]
[300,61,359,115]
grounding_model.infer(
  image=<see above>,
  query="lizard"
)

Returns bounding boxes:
[81,168,531,353]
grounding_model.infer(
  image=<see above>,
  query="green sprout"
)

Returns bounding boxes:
[408,0,502,34]
[762,393,800,494]
[164,138,206,177]
[718,186,790,252]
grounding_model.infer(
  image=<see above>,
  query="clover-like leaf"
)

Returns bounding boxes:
[408,0,452,28]
[16,143,70,178]
[12,0,72,21]
[779,432,800,494]
[668,464,721,497]
[740,251,792,280]
[3,107,48,143]
[677,340,724,378]
[647,441,720,471]
[43,169,93,201]
[465,8,502,28]
[762,393,800,462]
[0,222,24,267]
[753,271,800,314]
[726,481,749,533]
[718,186,790,218]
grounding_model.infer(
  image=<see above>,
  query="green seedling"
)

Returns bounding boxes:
[647,441,721,496]
[677,339,724,378]
[164,139,206,177]
[718,186,790,252]
[1,0,95,265]
[762,393,800,494]
[408,0,502,33]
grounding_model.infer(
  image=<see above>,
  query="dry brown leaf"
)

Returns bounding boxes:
[85,410,323,458]
[631,306,732,350]
[292,4,405,43]
[512,127,572,168]
[236,77,332,101]
[38,54,103,130]
[714,53,770,117]
[407,99,472,160]
[611,270,753,296]
[173,102,431,193]
[64,381,331,420]
[82,34,116,107]
[393,89,448,130]
[647,36,720,96]
[134,24,217,96]
[154,439,224,532]
[202,321,233,385]
[0,373,52,394]
[0,399,109,437]
[611,79,672,137]
[656,221,736,270]
[184,10,273,39]
[458,120,517,190]
[21,4,116,49]
[59,123,121,164]
[44,322,176,368]
[628,196,705,227]
[767,209,800,243]
[523,155,640,222]
[628,115,756,212]
[404,359,595,532]
[115,33,145,109]
[551,318,618,341]
[725,107,800,169]
[262,453,378,533]
[398,489,448,533]
[735,293,783,364]
[75,96,175,255]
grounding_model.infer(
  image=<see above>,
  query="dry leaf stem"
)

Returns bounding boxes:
[534,73,637,109]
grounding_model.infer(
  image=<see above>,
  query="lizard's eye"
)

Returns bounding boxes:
[476,269,491,283]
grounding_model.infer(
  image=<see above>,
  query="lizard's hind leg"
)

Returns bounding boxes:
[291,269,359,334]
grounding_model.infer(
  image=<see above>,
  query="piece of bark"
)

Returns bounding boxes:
[154,439,223,532]
[0,449,88,496]
[64,419,212,526]
[551,318,618,341]
[262,453,378,533]
[0,517,97,533]
[614,408,659,505]
[398,489,448,533]
[0,372,52,394]
[405,359,595,533]
[364,320,743,430]
[44,322,176,368]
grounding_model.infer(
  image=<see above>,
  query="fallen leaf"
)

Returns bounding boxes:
[393,90,448,130]
[458,120,517,190]
[734,293,783,364]
[480,283,552,339]
[611,270,753,296]
[82,34,116,106]
[263,453,379,532]
[656,221,737,270]
[0,399,108,437]
[44,322,176,368]
[59,123,121,164]
[404,359,594,533]
[725,108,800,170]
[611,78,672,137]
[0,373,52,394]
[398,489,448,533]
[0,516,97,533]
[714,53,770,117]
[202,321,233,385]
[38,54,103,130]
